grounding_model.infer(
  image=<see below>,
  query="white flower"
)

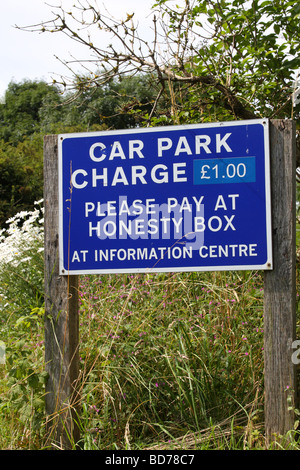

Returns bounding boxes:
[34,198,44,206]
[0,204,44,266]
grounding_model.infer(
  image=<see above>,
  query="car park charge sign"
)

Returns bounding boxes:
[58,119,272,274]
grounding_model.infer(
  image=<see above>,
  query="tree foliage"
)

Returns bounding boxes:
[0,76,160,225]
[0,80,59,144]
[41,74,159,131]
[0,80,57,223]
[19,0,300,124]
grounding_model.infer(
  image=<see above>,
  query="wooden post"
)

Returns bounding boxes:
[44,135,80,449]
[264,120,297,443]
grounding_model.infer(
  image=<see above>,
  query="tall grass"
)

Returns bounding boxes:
[74,270,266,449]
[0,203,299,449]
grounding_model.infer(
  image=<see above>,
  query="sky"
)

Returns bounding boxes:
[0,0,155,98]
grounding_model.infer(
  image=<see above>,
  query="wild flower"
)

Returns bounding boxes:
[0,201,44,268]
[0,201,44,311]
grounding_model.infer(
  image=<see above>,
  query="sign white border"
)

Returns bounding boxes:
[58,119,272,274]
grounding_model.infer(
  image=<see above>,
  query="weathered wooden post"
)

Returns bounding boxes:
[44,135,80,449]
[264,120,297,443]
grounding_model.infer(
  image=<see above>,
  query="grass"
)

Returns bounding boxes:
[0,206,299,450]
[73,270,267,450]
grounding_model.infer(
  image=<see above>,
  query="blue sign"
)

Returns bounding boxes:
[58,119,272,274]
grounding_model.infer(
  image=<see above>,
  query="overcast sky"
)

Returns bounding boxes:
[0,0,155,97]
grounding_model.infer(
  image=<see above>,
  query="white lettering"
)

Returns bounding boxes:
[192,196,204,212]
[195,135,211,154]
[109,141,126,160]
[92,168,108,187]
[223,215,236,231]
[199,244,258,258]
[175,136,192,155]
[85,202,95,217]
[131,166,147,185]
[129,140,145,159]
[157,138,172,157]
[72,169,88,189]
[208,216,222,232]
[216,133,232,153]
[89,142,106,162]
[214,195,227,211]
[71,250,88,262]
[173,162,187,182]
[151,164,168,183]
[228,194,239,210]
[111,167,129,186]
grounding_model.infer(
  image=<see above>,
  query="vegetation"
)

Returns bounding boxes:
[22,1,300,126]
[0,0,300,451]
[0,206,299,450]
